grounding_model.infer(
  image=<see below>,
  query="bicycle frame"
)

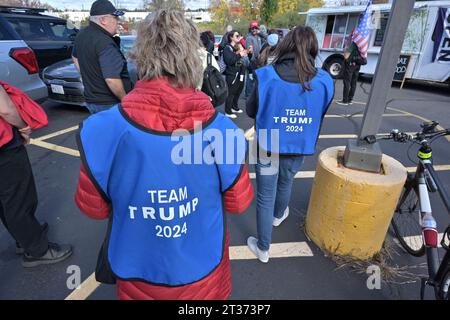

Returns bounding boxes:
[410,158,450,299]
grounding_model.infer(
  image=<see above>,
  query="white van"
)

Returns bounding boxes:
[305,1,450,85]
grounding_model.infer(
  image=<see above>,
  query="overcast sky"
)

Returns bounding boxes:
[44,0,210,10]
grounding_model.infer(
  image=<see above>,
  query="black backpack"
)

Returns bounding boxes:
[201,53,228,107]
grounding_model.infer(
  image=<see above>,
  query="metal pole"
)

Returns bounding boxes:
[358,0,415,139]
[343,0,415,173]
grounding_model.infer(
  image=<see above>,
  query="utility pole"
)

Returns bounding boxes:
[343,0,415,173]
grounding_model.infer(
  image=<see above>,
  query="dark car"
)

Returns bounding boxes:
[42,35,137,107]
[0,6,78,70]
[0,15,47,102]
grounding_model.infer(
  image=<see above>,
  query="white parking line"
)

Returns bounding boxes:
[340,100,450,143]
[387,106,450,143]
[65,240,314,300]
[64,272,101,301]
[30,139,80,157]
[249,165,450,180]
[28,137,450,177]
[325,113,408,118]
[230,241,314,260]
[245,131,417,140]
[34,126,79,141]
[393,233,445,250]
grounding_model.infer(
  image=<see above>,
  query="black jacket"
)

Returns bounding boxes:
[346,46,367,67]
[223,44,242,76]
[246,52,299,118]
[74,23,131,105]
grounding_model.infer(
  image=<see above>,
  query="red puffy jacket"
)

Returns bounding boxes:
[75,78,254,300]
[0,81,48,147]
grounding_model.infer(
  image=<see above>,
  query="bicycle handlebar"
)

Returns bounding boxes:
[365,122,450,145]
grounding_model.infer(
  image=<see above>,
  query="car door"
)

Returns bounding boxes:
[44,19,77,64]
[5,17,75,70]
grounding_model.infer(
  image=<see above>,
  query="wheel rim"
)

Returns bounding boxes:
[329,62,342,76]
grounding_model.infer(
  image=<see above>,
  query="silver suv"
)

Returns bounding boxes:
[0,16,47,102]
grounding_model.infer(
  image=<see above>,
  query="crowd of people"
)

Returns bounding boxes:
[0,0,377,300]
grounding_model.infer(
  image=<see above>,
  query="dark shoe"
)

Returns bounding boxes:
[336,100,349,106]
[16,222,49,255]
[22,242,72,268]
[348,100,354,105]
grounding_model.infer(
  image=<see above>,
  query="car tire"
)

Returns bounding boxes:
[324,57,344,79]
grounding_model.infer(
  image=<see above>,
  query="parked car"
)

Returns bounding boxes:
[0,15,47,102]
[0,6,78,71]
[42,36,137,107]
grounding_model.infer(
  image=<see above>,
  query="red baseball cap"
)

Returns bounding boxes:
[249,21,259,28]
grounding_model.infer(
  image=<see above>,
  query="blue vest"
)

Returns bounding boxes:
[78,106,246,286]
[255,66,334,155]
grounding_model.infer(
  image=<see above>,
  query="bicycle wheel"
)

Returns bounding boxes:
[391,184,426,257]
[439,268,450,300]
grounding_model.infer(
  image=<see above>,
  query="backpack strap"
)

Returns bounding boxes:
[207,52,212,67]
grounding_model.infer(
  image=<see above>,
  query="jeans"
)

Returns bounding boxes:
[245,72,255,98]
[255,155,305,251]
[86,103,118,114]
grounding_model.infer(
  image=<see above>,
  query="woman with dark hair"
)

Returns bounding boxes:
[200,31,214,55]
[75,10,253,300]
[246,26,334,263]
[223,30,248,118]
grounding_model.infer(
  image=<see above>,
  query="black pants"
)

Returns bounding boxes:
[0,145,48,256]
[342,63,360,103]
[225,73,245,114]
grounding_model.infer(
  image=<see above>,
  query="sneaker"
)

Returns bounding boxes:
[22,242,72,268]
[247,236,269,263]
[231,108,243,114]
[225,113,237,119]
[16,222,48,255]
[348,100,354,105]
[336,100,349,106]
[273,207,289,227]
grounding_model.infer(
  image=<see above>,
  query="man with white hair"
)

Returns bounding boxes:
[72,0,132,114]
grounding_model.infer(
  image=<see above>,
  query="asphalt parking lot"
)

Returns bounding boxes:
[0,78,449,300]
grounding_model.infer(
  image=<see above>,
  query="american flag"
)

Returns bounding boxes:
[351,0,373,59]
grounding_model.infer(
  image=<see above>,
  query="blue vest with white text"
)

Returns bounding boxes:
[255,66,334,155]
[78,106,246,286]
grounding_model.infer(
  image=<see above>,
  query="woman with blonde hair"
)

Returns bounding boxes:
[74,10,253,300]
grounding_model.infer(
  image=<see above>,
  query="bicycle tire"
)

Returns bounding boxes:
[391,184,426,257]
[438,267,450,300]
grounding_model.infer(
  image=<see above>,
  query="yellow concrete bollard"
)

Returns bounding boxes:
[305,146,407,260]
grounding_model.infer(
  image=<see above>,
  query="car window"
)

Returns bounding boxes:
[45,20,77,41]
[7,18,49,41]
[0,21,13,40]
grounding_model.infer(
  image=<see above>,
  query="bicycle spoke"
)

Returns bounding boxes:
[391,187,425,256]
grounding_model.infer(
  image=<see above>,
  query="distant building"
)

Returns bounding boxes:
[44,10,211,26]
[184,10,212,23]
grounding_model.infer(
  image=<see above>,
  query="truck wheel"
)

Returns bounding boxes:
[324,57,344,79]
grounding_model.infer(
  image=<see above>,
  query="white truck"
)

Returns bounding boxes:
[305,1,450,85]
